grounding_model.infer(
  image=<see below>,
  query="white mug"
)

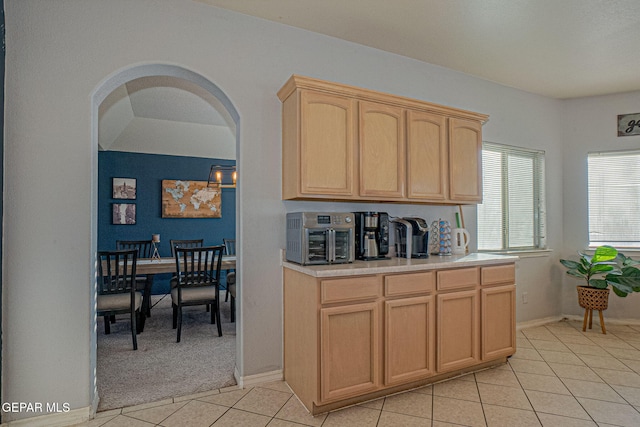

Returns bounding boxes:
[452,228,470,254]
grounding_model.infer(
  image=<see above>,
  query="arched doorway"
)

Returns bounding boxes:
[90,64,240,411]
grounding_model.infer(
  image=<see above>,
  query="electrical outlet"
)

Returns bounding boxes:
[522,292,528,304]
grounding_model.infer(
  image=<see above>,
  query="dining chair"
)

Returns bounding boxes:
[169,239,205,290]
[227,271,236,323]
[222,238,236,301]
[116,240,153,317]
[223,238,236,258]
[172,245,225,342]
[97,249,144,350]
[116,240,153,258]
[170,238,204,257]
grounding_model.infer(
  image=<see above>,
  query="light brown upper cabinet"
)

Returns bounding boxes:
[449,118,483,202]
[406,110,447,201]
[278,75,489,204]
[281,89,356,199]
[359,101,405,199]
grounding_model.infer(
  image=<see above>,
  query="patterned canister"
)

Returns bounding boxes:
[438,219,452,255]
[429,220,440,254]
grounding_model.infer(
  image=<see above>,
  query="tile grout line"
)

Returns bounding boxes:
[430,386,434,427]
[505,354,546,426]
[268,393,301,426]
[473,369,490,427]
[547,321,640,422]
[544,323,601,425]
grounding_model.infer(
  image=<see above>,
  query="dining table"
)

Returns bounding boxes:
[135,255,236,275]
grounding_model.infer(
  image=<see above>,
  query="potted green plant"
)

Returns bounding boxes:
[560,245,640,333]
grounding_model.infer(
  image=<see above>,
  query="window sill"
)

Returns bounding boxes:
[478,249,553,259]
[587,246,640,252]
[585,247,640,258]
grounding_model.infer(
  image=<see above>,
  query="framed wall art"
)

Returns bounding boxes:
[112,203,136,225]
[617,113,640,137]
[161,180,222,218]
[113,177,137,199]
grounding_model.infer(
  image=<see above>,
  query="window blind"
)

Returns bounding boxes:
[588,150,640,248]
[478,142,546,251]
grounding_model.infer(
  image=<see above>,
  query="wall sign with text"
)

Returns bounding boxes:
[618,113,640,136]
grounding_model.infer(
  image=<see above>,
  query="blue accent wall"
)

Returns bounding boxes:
[98,151,235,293]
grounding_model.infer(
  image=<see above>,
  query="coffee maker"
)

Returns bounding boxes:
[392,217,430,258]
[353,212,390,260]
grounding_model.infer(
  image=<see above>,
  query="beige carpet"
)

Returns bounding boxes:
[96,293,237,411]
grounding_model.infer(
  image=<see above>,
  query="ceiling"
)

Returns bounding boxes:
[99,76,236,159]
[198,0,640,99]
[100,1,640,158]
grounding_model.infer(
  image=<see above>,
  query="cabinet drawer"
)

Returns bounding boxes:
[385,272,435,297]
[481,264,515,286]
[321,276,380,304]
[437,267,479,291]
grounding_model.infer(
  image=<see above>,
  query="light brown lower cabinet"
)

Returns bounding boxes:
[384,295,435,385]
[283,262,516,415]
[481,284,516,359]
[320,302,380,402]
[436,289,481,373]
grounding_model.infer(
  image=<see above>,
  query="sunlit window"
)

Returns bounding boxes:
[478,142,546,252]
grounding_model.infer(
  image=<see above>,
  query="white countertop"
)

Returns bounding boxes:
[283,253,518,277]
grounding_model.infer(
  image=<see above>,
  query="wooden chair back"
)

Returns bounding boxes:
[170,239,204,257]
[97,249,138,295]
[116,240,153,258]
[174,245,225,289]
[223,238,236,256]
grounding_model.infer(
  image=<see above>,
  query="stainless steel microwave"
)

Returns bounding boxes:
[286,212,355,265]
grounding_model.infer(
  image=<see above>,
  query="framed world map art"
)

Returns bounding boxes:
[161,180,222,218]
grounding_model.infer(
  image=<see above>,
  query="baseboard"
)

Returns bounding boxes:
[562,314,640,326]
[516,316,564,330]
[91,392,99,419]
[517,314,640,331]
[235,367,283,389]
[0,407,90,427]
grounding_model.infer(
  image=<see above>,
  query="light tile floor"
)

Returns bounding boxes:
[82,320,640,426]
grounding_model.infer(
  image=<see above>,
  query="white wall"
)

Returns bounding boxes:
[479,88,566,323]
[562,91,640,319]
[4,0,565,421]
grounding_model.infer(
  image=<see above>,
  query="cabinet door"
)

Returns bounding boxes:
[385,296,435,385]
[320,302,379,402]
[437,290,480,372]
[482,285,516,360]
[406,110,447,200]
[299,90,356,196]
[449,118,482,202]
[359,101,405,198]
